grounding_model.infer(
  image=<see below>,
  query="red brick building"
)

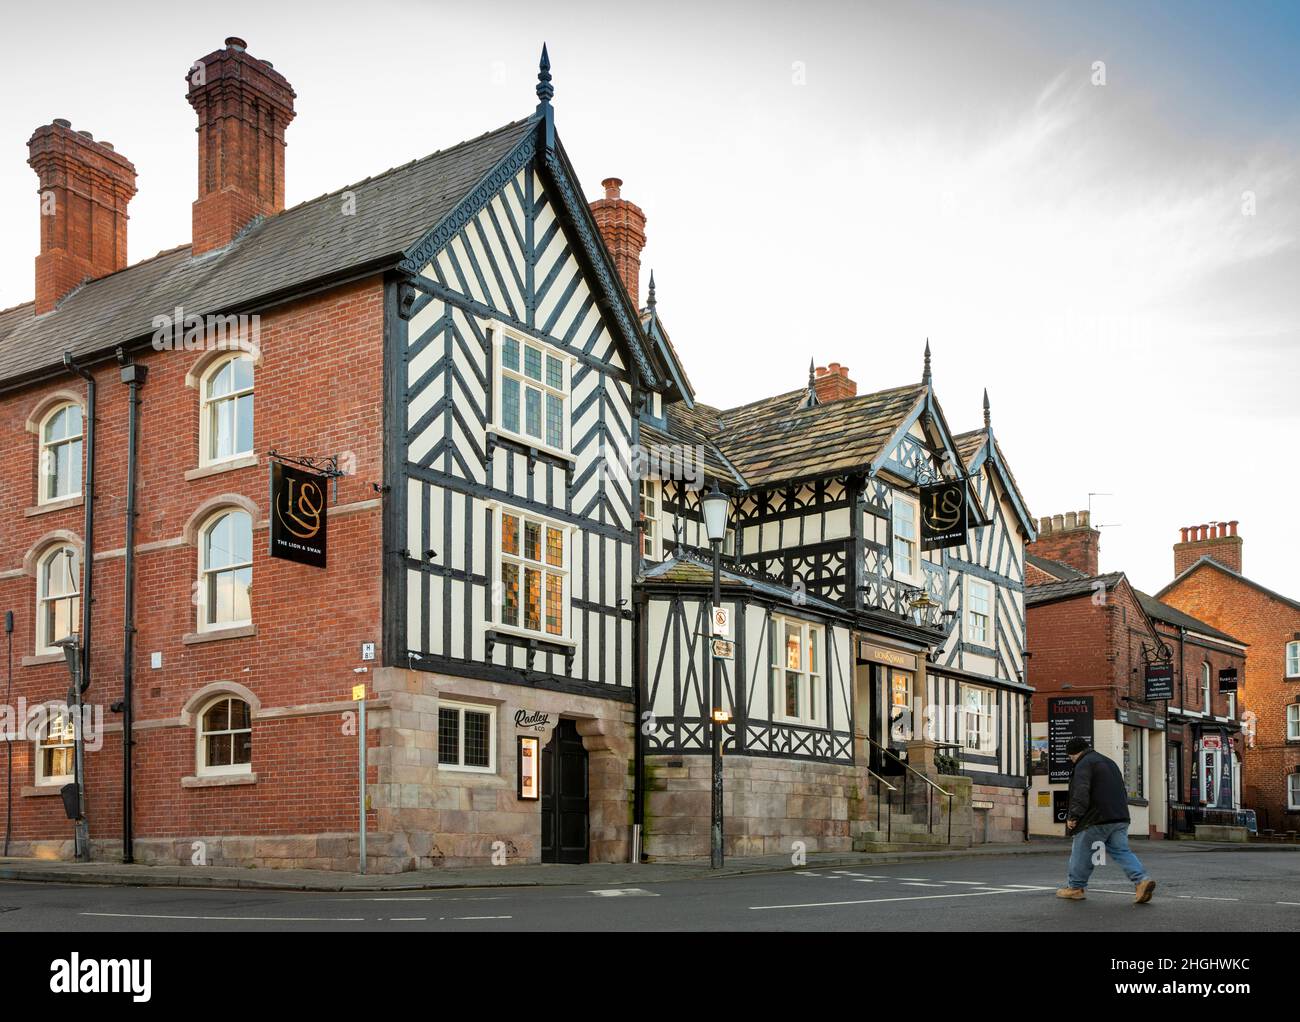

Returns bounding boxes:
[1023,512,1246,837]
[1158,523,1300,832]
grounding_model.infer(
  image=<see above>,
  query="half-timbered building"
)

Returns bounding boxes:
[0,40,1039,871]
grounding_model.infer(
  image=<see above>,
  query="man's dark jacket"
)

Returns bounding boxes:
[1067,749,1131,829]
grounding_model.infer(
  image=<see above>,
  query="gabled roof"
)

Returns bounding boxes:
[0,118,537,387]
[710,382,927,487]
[639,305,694,406]
[1156,555,1300,615]
[955,429,1036,540]
[1133,590,1245,646]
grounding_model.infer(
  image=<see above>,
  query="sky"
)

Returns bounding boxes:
[0,0,1296,596]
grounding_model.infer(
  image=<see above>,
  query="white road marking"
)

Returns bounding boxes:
[389,917,427,921]
[900,882,945,888]
[939,880,988,886]
[588,888,658,897]
[454,915,513,920]
[893,877,932,881]
[1278,902,1300,907]
[82,912,366,922]
[751,886,1055,911]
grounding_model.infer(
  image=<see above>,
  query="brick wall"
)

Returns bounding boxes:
[0,276,386,861]
[1161,565,1300,828]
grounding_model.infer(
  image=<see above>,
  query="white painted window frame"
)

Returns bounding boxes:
[1201,662,1212,714]
[1288,772,1300,810]
[965,578,993,646]
[436,700,497,774]
[490,323,574,459]
[959,683,996,753]
[891,492,921,585]
[1287,703,1300,742]
[38,401,83,505]
[198,352,255,468]
[195,695,254,777]
[491,504,574,644]
[1286,641,1300,678]
[35,544,80,656]
[640,478,661,561]
[34,706,76,787]
[197,509,254,634]
[770,615,826,729]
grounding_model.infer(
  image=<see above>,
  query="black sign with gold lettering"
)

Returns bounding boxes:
[269,461,327,568]
[1218,668,1238,692]
[920,479,968,550]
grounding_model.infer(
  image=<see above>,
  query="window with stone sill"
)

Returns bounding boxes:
[1288,703,1300,742]
[1289,772,1300,810]
[197,696,253,777]
[1286,641,1300,678]
[35,709,76,786]
[36,544,80,655]
[199,353,254,467]
[437,702,496,773]
[39,402,83,504]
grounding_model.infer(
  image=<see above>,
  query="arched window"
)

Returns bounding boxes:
[1201,662,1212,714]
[198,510,252,630]
[35,707,77,786]
[200,354,254,464]
[39,403,83,503]
[36,545,80,654]
[197,696,253,775]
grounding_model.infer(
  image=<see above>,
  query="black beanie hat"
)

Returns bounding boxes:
[1065,737,1090,755]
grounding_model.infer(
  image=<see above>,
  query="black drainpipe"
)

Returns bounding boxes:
[62,352,95,861]
[116,349,147,863]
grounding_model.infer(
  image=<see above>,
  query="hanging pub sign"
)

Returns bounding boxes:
[1218,668,1238,692]
[920,479,968,551]
[269,460,328,568]
[1143,662,1175,701]
[1047,695,1094,784]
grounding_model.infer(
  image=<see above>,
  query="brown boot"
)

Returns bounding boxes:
[1056,887,1086,900]
[1134,879,1156,904]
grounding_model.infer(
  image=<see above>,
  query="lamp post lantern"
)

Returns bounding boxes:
[701,482,731,869]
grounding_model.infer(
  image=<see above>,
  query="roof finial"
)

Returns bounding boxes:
[536,43,554,108]
[983,388,991,430]
[647,270,656,309]
[799,358,820,409]
[922,339,932,386]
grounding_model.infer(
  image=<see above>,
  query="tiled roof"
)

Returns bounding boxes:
[652,382,925,489]
[1133,590,1245,646]
[954,429,1034,531]
[1024,572,1125,605]
[0,117,537,386]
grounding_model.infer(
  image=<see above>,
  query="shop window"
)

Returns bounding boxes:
[437,702,496,772]
[1122,725,1145,799]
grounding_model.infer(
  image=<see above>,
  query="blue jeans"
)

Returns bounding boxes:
[1066,821,1149,889]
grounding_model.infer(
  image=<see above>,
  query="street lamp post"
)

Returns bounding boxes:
[53,635,90,861]
[701,482,731,870]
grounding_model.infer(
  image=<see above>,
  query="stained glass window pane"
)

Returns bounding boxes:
[525,387,541,438]
[501,562,519,626]
[501,377,520,433]
[524,345,542,381]
[545,393,563,449]
[545,527,564,567]
[545,573,563,635]
[502,514,519,555]
[524,568,541,632]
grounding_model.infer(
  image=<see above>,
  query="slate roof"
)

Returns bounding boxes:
[0,117,537,386]
[1024,572,1125,605]
[1133,590,1245,646]
[1026,553,1087,581]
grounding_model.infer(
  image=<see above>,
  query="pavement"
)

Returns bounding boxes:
[1,842,1296,931]
[0,837,1291,892]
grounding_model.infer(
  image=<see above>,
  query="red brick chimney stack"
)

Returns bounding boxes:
[589,177,647,306]
[27,119,137,315]
[187,37,297,256]
[1029,510,1100,576]
[813,363,857,403]
[1174,519,1242,576]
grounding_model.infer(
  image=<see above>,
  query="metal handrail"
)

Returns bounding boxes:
[858,732,955,842]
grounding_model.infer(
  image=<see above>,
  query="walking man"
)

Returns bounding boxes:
[1056,737,1156,904]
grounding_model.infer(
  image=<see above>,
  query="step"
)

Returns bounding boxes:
[854,829,949,846]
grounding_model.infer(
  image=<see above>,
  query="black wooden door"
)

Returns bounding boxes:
[541,719,589,864]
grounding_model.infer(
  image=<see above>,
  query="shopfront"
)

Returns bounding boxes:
[855,638,926,773]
